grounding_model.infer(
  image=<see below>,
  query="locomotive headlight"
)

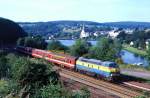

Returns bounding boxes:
[111,73,120,76]
[110,73,113,76]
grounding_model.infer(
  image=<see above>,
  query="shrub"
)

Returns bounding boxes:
[115,58,124,64]
[47,40,68,52]
[0,80,19,98]
[0,56,10,78]
[70,39,91,57]
[33,84,70,98]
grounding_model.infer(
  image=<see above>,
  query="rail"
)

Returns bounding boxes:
[56,67,142,98]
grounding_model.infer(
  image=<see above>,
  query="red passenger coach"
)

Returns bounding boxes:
[46,52,76,69]
[16,46,76,69]
[20,47,77,69]
[32,49,46,58]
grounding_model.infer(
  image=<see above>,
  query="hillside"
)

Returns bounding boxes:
[103,21,150,28]
[0,17,27,45]
[19,21,150,38]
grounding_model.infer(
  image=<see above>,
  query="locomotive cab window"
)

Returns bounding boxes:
[109,63,118,68]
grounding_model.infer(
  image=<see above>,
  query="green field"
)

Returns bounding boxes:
[123,44,147,57]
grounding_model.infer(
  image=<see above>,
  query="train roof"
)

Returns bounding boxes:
[78,57,115,65]
[33,48,77,59]
[49,51,76,59]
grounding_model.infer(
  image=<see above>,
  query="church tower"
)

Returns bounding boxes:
[80,25,89,38]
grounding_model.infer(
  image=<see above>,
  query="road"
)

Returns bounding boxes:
[121,69,150,79]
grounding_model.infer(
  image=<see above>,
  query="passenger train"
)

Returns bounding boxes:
[16,46,120,81]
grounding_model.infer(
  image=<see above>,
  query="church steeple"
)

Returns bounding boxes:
[81,24,85,32]
[80,24,89,38]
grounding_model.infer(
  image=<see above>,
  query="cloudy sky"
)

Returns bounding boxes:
[1,0,150,22]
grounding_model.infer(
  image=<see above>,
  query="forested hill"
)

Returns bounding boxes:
[18,21,150,37]
[103,21,150,28]
[19,21,150,28]
[19,20,102,26]
[0,17,27,44]
[18,21,103,36]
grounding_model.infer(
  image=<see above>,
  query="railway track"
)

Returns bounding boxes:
[61,77,119,98]
[55,66,142,98]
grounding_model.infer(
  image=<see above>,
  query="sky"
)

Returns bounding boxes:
[0,0,150,22]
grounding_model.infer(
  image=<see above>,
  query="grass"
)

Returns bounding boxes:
[119,64,150,71]
[135,91,150,98]
[123,44,147,57]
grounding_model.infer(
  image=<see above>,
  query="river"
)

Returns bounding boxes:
[46,39,149,66]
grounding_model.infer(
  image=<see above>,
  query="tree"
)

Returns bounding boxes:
[0,56,9,78]
[6,55,62,96]
[117,31,127,41]
[17,35,47,49]
[70,39,91,57]
[113,39,122,56]
[47,40,68,52]
[147,44,150,63]
[0,80,19,98]
[33,84,70,98]
[8,57,52,87]
[88,37,121,61]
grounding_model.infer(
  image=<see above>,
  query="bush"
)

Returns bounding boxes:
[70,39,91,57]
[10,57,53,88]
[17,35,47,49]
[47,40,68,52]
[0,56,10,78]
[34,85,91,98]
[72,86,90,98]
[87,38,121,61]
[33,84,70,98]
[136,91,150,98]
[115,58,124,64]
[0,80,9,97]
[0,79,19,98]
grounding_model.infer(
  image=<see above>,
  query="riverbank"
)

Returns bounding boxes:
[121,69,150,80]
[123,44,147,57]
[119,64,150,71]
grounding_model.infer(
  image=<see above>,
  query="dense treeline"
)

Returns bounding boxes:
[117,30,150,49]
[20,22,61,36]
[17,35,47,49]
[47,40,69,52]
[103,22,150,28]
